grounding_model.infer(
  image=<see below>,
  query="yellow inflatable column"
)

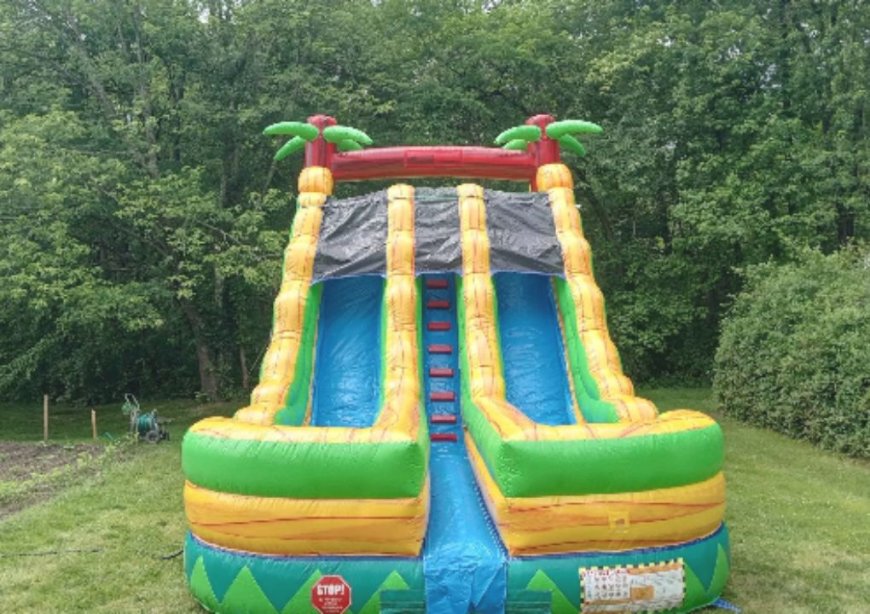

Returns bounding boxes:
[457,184,528,439]
[184,181,429,557]
[378,184,422,433]
[236,167,333,425]
[537,164,657,421]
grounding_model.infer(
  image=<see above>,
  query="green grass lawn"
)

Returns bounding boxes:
[0,389,868,613]
[0,398,237,613]
[646,389,870,613]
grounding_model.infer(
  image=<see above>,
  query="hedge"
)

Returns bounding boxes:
[713,248,870,457]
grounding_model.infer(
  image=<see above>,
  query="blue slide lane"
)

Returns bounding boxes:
[493,272,576,426]
[422,275,507,614]
[310,276,384,427]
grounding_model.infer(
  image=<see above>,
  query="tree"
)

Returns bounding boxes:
[0,0,867,400]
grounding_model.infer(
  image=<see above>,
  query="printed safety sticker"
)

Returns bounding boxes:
[579,559,685,612]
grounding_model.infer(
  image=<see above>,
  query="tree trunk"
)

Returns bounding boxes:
[239,346,250,391]
[180,300,219,400]
[194,339,219,401]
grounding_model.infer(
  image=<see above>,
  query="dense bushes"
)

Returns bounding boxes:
[714,249,870,456]
[1,1,868,401]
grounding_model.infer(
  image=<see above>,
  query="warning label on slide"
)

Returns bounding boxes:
[580,559,685,612]
[311,575,352,614]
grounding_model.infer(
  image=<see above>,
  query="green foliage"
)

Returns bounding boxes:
[0,0,867,401]
[714,249,870,456]
[575,0,869,381]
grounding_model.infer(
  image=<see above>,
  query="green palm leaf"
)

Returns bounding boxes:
[503,138,531,151]
[545,120,603,139]
[337,139,363,152]
[557,134,586,157]
[262,121,319,141]
[273,136,307,161]
[494,125,541,146]
[322,125,373,146]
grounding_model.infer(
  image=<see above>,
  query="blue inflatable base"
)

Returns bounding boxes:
[185,524,729,613]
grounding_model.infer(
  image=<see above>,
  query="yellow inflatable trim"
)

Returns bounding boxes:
[457,183,715,442]
[194,181,422,446]
[185,480,429,557]
[236,167,333,425]
[541,163,657,421]
[184,183,427,555]
[466,434,725,555]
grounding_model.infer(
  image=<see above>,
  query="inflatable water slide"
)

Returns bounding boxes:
[182,114,729,613]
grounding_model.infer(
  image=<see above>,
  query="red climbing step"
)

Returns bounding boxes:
[429,367,454,378]
[427,299,450,310]
[428,321,451,332]
[430,391,455,402]
[430,414,457,424]
[428,344,453,354]
[430,432,458,442]
[426,279,449,289]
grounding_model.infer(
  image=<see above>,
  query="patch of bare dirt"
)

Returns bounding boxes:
[0,442,102,482]
[0,442,107,519]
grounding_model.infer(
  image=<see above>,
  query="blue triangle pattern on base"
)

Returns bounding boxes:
[185,532,426,613]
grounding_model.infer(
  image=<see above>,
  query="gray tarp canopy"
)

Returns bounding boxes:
[312,187,565,282]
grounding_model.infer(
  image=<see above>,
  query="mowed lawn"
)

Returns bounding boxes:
[0,389,868,613]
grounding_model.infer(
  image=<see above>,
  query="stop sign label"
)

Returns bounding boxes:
[311,575,352,614]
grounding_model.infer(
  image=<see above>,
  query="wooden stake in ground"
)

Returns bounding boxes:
[43,394,48,441]
[91,409,97,441]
